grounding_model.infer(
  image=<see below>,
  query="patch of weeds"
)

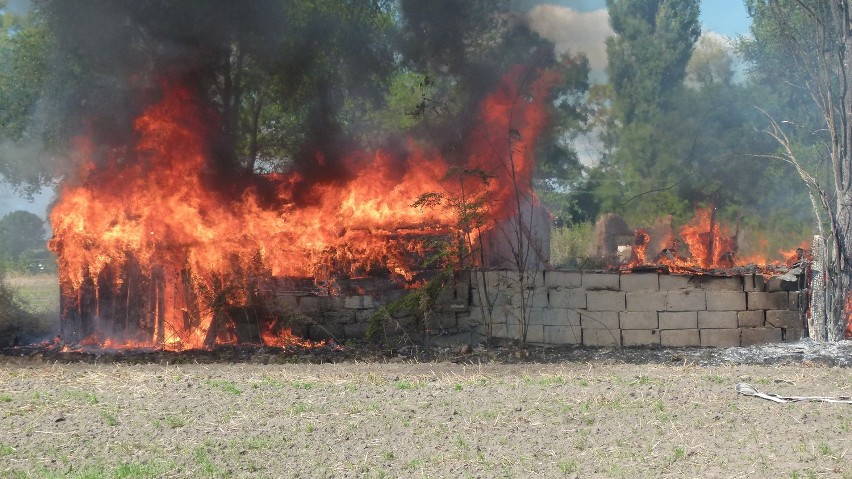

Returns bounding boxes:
[670,446,686,464]
[406,458,424,470]
[817,440,837,459]
[113,461,172,479]
[292,402,310,414]
[164,415,187,428]
[840,419,851,433]
[574,429,590,451]
[101,411,119,426]
[576,379,590,387]
[206,379,241,395]
[60,390,98,405]
[538,375,568,386]
[558,459,578,474]
[453,383,463,391]
[454,435,470,452]
[253,376,285,389]
[292,381,315,390]
[704,375,726,384]
[193,446,219,476]
[629,374,652,386]
[380,450,394,460]
[305,423,316,433]
[0,393,11,402]
[395,380,417,390]
[0,444,15,456]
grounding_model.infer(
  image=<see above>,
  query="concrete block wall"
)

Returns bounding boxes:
[276,270,805,348]
[461,271,805,348]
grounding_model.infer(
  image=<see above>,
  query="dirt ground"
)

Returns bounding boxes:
[1,348,851,479]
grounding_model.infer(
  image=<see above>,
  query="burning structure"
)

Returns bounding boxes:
[48,69,559,349]
[8,1,826,351]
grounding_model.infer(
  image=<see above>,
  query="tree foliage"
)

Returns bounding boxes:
[0,210,46,265]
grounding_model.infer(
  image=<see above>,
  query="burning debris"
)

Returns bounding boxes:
[47,68,561,351]
[602,206,809,276]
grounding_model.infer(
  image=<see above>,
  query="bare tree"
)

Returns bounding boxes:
[754,0,852,340]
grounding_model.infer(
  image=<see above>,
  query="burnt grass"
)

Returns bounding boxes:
[1,340,851,478]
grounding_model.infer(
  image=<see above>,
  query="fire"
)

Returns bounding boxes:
[48,66,560,350]
[625,206,806,272]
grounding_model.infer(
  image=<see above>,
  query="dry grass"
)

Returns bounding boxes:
[0,360,850,478]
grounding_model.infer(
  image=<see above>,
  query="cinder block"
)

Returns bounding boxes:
[343,295,377,310]
[548,288,587,309]
[705,292,746,311]
[766,275,801,292]
[782,328,805,342]
[499,270,544,288]
[742,274,766,292]
[741,327,782,346]
[586,291,626,311]
[456,312,472,331]
[524,307,548,326]
[544,271,582,289]
[748,292,791,311]
[582,272,620,290]
[324,310,356,324]
[788,292,802,310]
[692,276,743,291]
[543,325,582,344]
[766,310,803,329]
[659,311,698,329]
[543,308,582,327]
[666,290,706,311]
[276,295,299,311]
[737,310,765,328]
[626,292,667,312]
[511,289,549,308]
[700,328,741,347]
[355,308,378,322]
[660,329,700,347]
[343,322,369,339]
[620,273,659,291]
[580,311,620,330]
[659,274,694,290]
[300,296,331,312]
[583,328,621,347]
[620,311,659,329]
[429,312,458,332]
[698,311,738,329]
[622,329,660,347]
[524,324,545,344]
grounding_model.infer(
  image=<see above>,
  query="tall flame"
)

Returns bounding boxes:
[48,66,560,349]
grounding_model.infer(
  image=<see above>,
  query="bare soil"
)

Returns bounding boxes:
[1,346,851,479]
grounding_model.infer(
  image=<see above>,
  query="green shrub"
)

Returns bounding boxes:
[550,222,594,268]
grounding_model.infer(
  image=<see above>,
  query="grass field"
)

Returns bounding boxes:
[0,360,850,478]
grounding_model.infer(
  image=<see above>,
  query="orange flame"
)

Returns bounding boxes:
[48,66,561,350]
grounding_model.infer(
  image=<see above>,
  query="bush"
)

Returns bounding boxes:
[0,267,57,345]
[550,222,594,269]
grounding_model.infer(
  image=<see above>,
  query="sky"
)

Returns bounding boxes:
[0,0,754,222]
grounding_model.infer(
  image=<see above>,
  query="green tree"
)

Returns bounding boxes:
[0,1,53,194]
[598,0,701,223]
[0,210,46,265]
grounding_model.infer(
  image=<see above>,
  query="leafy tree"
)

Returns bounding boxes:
[0,210,46,265]
[0,1,53,194]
